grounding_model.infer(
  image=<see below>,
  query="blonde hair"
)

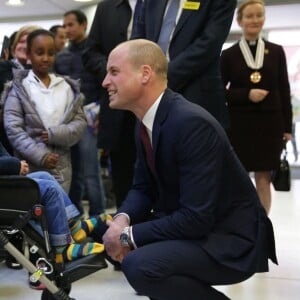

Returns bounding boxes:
[125,39,168,81]
[237,0,265,22]
[11,25,41,53]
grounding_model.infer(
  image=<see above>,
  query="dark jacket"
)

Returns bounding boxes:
[133,0,237,128]
[119,89,277,273]
[54,39,101,106]
[82,0,136,149]
[0,60,16,95]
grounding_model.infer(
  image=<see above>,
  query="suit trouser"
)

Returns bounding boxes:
[121,240,254,300]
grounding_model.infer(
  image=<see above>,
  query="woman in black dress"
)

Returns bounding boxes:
[221,0,292,214]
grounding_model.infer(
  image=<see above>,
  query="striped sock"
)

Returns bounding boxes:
[70,213,112,243]
[55,242,105,263]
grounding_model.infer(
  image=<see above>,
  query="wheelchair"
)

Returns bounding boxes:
[0,175,108,300]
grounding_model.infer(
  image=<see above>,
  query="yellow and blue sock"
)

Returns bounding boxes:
[55,242,105,263]
[69,213,112,243]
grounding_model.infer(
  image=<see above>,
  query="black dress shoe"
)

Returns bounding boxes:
[113,263,122,271]
[104,253,122,271]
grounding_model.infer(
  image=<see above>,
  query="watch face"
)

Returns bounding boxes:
[120,233,129,247]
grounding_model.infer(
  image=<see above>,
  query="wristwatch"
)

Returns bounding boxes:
[120,226,134,249]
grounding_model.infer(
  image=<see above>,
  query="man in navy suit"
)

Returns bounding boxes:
[132,0,237,128]
[101,39,277,300]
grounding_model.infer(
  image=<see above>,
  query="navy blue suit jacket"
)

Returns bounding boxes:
[118,89,277,273]
[133,0,237,127]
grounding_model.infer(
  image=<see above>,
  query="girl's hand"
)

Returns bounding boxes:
[43,153,59,169]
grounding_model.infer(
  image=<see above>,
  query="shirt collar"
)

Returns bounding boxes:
[142,92,164,133]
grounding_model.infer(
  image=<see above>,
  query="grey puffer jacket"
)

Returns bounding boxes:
[2,69,87,192]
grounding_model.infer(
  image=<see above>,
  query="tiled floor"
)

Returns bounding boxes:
[0,179,299,300]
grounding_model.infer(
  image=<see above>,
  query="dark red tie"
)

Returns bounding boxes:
[140,123,155,173]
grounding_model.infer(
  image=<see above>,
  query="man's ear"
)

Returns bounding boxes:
[141,64,152,84]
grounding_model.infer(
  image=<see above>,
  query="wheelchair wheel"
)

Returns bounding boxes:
[41,289,54,300]
[41,286,73,300]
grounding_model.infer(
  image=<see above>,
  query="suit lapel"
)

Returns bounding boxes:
[152,89,173,154]
[151,0,169,40]
[173,0,202,38]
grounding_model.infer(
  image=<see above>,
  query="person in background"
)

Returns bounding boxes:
[49,25,67,53]
[3,29,86,193]
[132,0,236,128]
[0,25,39,95]
[82,0,139,208]
[0,26,40,160]
[220,0,292,214]
[54,10,105,216]
[100,39,277,300]
[0,31,17,61]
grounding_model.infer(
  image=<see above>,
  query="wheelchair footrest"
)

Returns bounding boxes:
[62,253,108,283]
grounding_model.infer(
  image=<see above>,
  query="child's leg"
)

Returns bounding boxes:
[28,174,105,263]
[29,175,73,244]
[69,213,112,243]
[55,242,105,263]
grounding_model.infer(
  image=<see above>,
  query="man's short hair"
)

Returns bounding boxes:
[64,10,87,25]
[126,39,168,80]
[49,25,64,35]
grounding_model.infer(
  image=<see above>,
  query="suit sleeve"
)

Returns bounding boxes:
[220,46,252,104]
[278,46,292,133]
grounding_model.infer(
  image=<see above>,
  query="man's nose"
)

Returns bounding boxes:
[102,74,109,88]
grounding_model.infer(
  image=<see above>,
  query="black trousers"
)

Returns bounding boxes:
[121,240,253,300]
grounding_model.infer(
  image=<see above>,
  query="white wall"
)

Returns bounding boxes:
[82,5,97,33]
[231,4,300,31]
[225,4,300,48]
[0,4,98,50]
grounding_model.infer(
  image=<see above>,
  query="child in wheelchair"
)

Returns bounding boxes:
[1,140,110,287]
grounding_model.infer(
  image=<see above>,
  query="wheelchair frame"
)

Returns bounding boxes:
[0,175,108,300]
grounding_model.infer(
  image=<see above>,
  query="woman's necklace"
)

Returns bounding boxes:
[239,36,265,83]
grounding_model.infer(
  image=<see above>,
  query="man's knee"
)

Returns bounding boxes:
[122,251,161,295]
